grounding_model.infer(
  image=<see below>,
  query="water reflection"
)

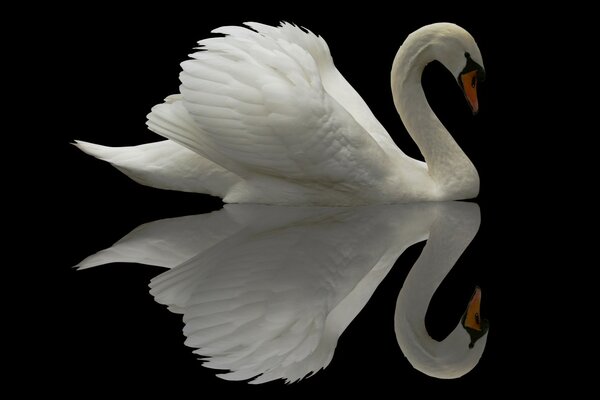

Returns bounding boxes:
[77,202,487,383]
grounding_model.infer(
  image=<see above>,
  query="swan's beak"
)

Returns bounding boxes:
[460,70,479,115]
[464,287,482,331]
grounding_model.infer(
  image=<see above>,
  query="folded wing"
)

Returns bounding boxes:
[154,23,395,193]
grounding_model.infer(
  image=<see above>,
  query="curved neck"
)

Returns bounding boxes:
[394,202,484,378]
[391,29,478,199]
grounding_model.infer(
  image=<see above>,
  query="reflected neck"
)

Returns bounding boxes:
[394,202,483,378]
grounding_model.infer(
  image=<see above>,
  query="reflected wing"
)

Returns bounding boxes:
[156,23,394,190]
[149,206,413,383]
[77,202,444,383]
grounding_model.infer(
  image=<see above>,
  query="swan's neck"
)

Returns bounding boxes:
[391,33,479,199]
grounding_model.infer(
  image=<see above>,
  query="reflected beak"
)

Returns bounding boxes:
[460,70,479,115]
[464,287,482,331]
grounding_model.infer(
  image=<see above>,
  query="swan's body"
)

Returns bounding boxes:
[76,22,485,205]
[77,202,487,382]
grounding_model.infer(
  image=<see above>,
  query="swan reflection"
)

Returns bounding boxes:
[78,202,487,383]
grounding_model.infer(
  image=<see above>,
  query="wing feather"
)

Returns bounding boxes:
[174,23,395,189]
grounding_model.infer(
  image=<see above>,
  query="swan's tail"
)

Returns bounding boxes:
[74,96,241,197]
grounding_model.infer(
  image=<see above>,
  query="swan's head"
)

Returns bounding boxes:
[461,286,489,349]
[429,23,485,114]
[395,286,490,379]
[409,23,485,114]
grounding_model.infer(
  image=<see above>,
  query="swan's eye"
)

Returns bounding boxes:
[462,52,484,82]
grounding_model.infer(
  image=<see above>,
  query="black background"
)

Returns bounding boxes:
[19,2,565,396]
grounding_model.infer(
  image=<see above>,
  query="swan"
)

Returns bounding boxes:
[75,22,485,206]
[77,202,487,382]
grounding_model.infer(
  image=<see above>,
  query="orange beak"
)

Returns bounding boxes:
[464,287,482,331]
[461,70,479,115]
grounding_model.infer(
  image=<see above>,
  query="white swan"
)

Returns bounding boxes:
[75,22,485,205]
[77,202,487,382]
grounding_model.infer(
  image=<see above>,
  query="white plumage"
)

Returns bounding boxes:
[76,22,485,205]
